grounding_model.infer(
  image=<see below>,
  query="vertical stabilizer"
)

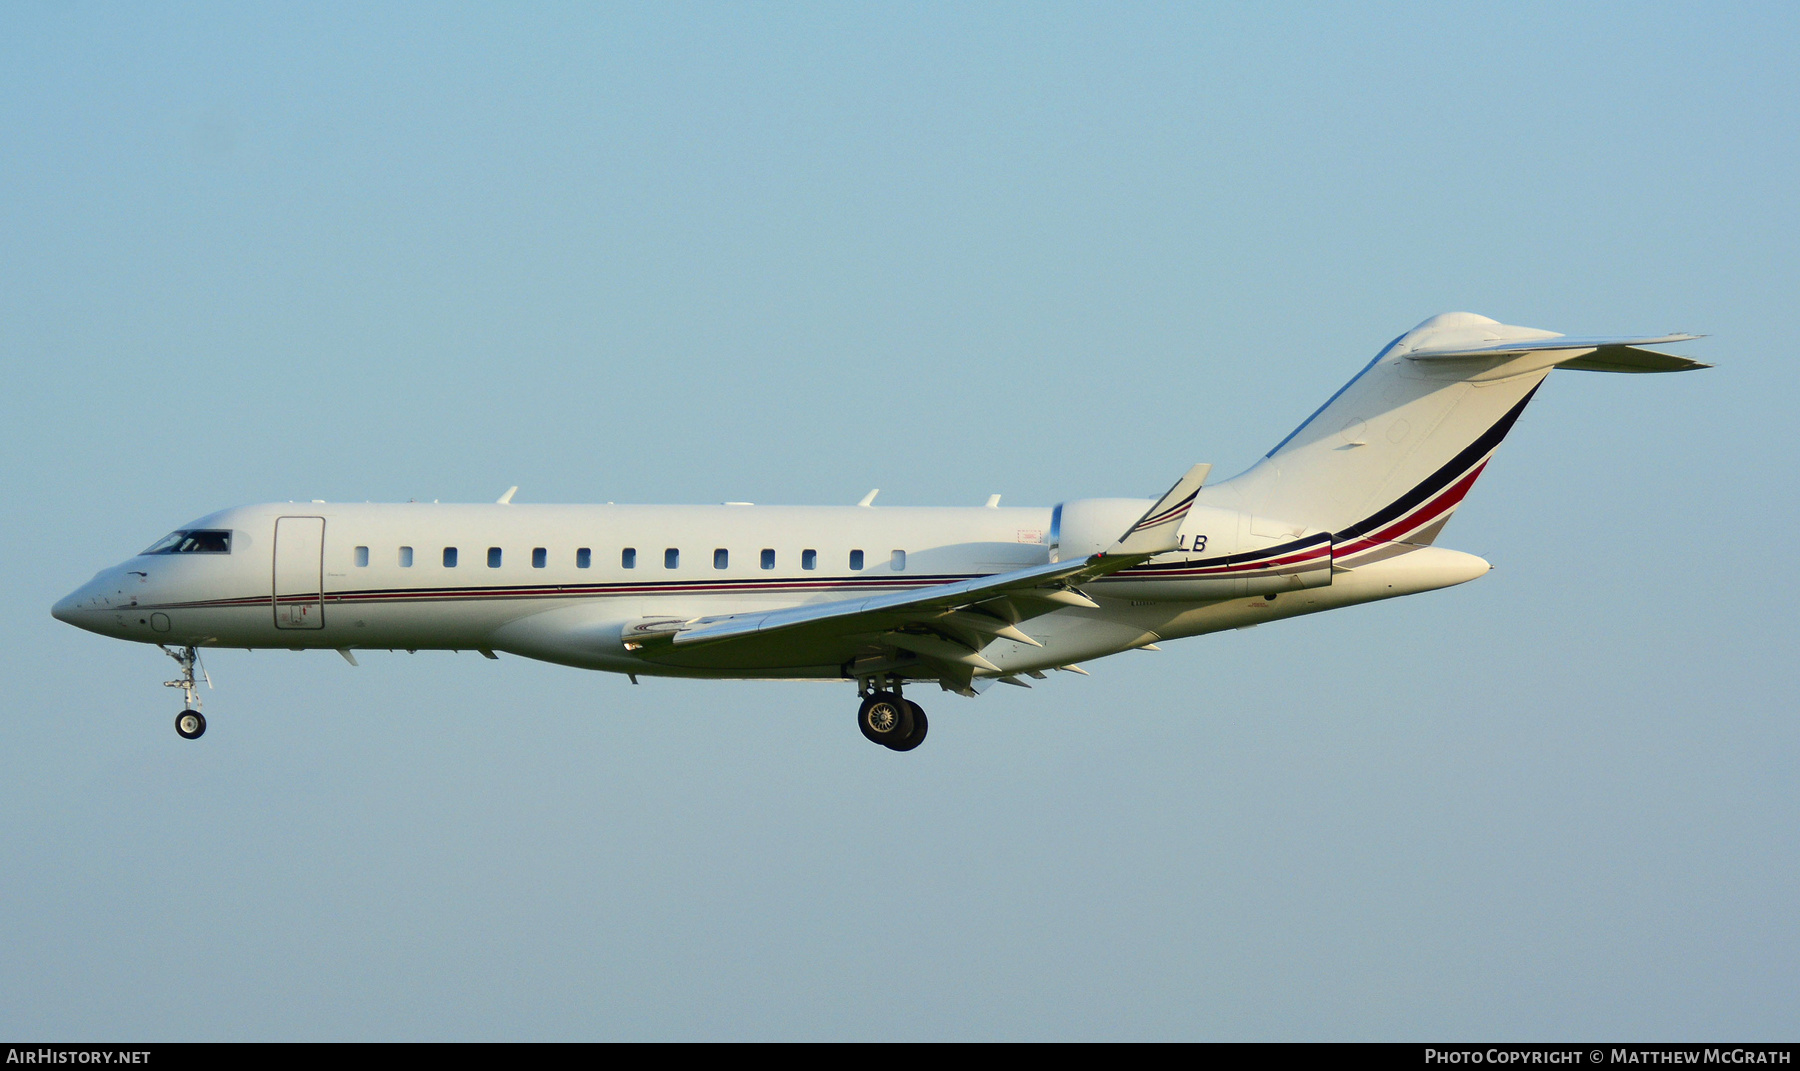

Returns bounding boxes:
[1214,313,1703,553]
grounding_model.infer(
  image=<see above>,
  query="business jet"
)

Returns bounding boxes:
[52,312,1707,750]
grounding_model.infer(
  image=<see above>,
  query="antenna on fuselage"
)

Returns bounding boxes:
[497,486,518,504]
[857,489,879,507]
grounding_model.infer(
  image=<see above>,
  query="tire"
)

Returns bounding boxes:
[175,710,206,740]
[857,692,913,746]
[886,701,928,752]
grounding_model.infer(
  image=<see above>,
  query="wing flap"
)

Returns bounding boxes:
[670,556,1095,646]
[882,631,1002,672]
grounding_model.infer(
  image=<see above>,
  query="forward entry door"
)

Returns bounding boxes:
[273,516,325,629]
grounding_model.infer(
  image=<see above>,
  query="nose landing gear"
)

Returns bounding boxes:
[160,645,209,740]
[856,678,929,752]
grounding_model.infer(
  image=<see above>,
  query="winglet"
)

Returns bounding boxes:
[1109,464,1211,556]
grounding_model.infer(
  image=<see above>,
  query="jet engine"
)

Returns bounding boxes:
[1047,498,1154,563]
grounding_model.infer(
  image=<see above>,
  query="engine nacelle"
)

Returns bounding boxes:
[1048,498,1152,562]
[1052,498,1334,602]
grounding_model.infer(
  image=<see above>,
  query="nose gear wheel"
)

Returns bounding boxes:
[175,710,206,739]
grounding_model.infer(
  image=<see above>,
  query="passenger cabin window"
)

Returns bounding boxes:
[488,547,503,568]
[802,549,817,571]
[891,549,906,571]
[576,548,591,569]
[761,549,775,570]
[621,548,636,569]
[399,546,414,567]
[143,530,231,555]
[532,547,547,569]
[714,548,729,570]
[849,549,864,571]
[354,546,369,567]
[664,548,679,569]
[443,547,458,567]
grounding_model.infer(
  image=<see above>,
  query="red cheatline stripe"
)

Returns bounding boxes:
[1109,545,1331,580]
[1117,532,1332,578]
[154,573,982,611]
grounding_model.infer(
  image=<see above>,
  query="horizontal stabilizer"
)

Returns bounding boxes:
[1553,346,1712,373]
[1407,332,1710,373]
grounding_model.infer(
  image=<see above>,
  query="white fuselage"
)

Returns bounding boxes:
[53,497,1489,683]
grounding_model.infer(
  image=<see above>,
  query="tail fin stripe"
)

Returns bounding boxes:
[1334,461,1491,561]
[1331,384,1540,544]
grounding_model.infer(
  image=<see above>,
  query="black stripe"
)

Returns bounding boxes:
[1124,532,1331,575]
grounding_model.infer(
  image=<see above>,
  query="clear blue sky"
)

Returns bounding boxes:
[3,1,1795,1040]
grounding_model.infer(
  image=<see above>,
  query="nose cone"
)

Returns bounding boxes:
[52,570,120,634]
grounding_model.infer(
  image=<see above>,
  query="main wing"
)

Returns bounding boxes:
[623,464,1211,685]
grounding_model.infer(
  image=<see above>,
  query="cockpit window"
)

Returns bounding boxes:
[142,529,232,555]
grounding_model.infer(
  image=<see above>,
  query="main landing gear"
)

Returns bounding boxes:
[161,645,208,740]
[857,680,928,753]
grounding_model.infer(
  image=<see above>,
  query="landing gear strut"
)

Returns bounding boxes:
[161,645,208,740]
[856,677,928,752]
